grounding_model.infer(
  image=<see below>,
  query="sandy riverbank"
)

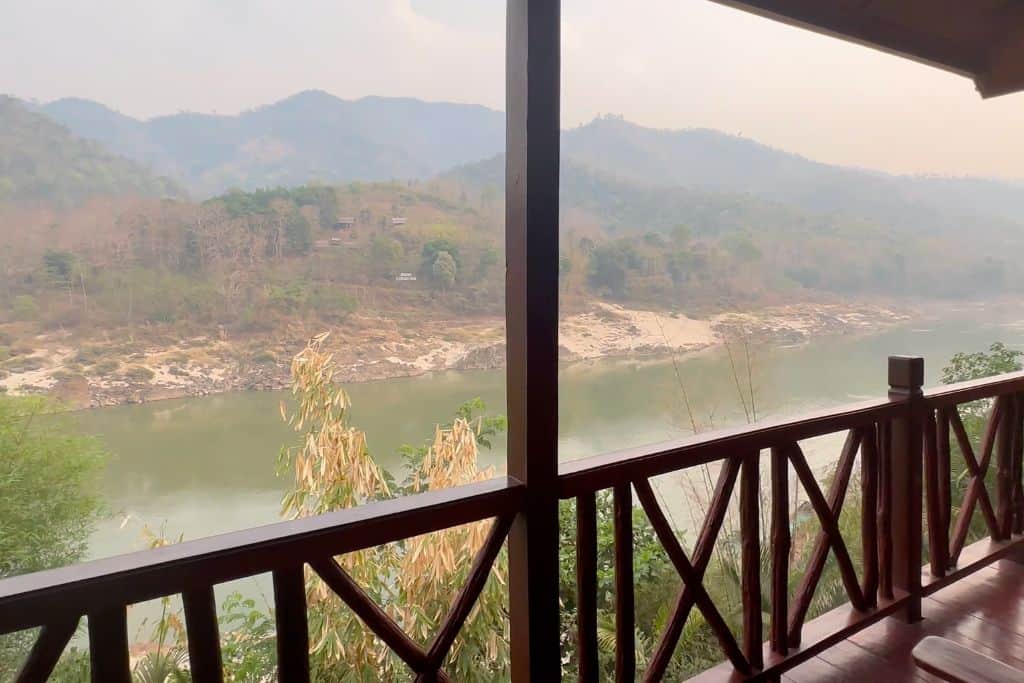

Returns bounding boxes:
[0,301,910,408]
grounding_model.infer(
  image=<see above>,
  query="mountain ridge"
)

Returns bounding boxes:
[0,96,184,206]
[26,90,1024,236]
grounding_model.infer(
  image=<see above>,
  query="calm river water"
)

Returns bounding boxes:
[67,301,1024,635]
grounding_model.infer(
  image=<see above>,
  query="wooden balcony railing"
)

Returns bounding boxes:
[4,357,1024,681]
[1,478,524,682]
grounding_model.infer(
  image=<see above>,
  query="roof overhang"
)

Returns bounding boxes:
[711,0,1024,98]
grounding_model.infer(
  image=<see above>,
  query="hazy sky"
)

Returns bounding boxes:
[4,0,1024,178]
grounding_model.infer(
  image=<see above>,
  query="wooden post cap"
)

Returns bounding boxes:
[889,356,924,396]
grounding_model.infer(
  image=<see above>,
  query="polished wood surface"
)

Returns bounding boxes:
[783,560,1024,682]
[913,636,1024,683]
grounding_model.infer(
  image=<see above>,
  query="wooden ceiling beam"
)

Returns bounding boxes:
[710,0,981,79]
[974,4,1024,98]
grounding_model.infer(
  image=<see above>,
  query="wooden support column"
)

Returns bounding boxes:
[506,0,562,680]
[888,356,924,622]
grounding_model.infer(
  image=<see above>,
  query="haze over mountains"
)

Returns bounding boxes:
[2,87,1023,363]
[0,96,183,206]
[17,89,1024,237]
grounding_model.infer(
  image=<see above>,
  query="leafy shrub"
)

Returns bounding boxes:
[92,359,120,375]
[0,397,105,676]
[73,345,108,365]
[250,351,277,365]
[309,287,357,321]
[2,356,43,373]
[11,295,38,321]
[123,366,155,382]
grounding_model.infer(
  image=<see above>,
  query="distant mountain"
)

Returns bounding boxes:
[0,96,183,206]
[35,93,1024,234]
[40,91,505,197]
[445,154,892,240]
[561,116,1024,233]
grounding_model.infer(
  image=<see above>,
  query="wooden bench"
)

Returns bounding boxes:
[913,636,1024,683]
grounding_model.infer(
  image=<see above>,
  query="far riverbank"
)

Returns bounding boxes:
[1,300,910,408]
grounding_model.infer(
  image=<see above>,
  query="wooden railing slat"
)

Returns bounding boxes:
[183,585,223,683]
[770,446,791,655]
[310,557,429,671]
[937,408,953,568]
[88,606,131,683]
[15,618,79,683]
[877,420,894,600]
[424,514,514,673]
[272,566,310,683]
[740,451,763,670]
[950,400,1003,561]
[1013,394,1024,535]
[788,433,866,645]
[860,423,880,606]
[997,395,1017,540]
[642,457,742,681]
[576,492,599,683]
[613,484,635,683]
[924,409,947,577]
[633,478,750,676]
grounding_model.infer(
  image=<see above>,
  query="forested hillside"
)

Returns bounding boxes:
[442,157,1024,301]
[0,183,505,341]
[0,97,183,206]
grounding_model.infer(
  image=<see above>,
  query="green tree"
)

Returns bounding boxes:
[941,341,1023,385]
[431,251,458,290]
[937,342,1023,550]
[369,236,404,278]
[421,239,462,275]
[43,249,76,290]
[0,396,106,677]
[557,491,681,678]
[284,211,312,256]
[587,244,633,298]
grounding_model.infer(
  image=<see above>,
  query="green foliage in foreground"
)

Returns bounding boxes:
[932,342,1024,559]
[0,396,106,678]
[941,341,1024,385]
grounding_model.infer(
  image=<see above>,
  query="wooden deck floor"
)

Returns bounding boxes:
[782,559,1024,682]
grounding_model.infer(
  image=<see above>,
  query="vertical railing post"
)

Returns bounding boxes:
[996,393,1017,540]
[506,0,562,680]
[888,355,924,622]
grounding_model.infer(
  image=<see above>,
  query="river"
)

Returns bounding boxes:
[68,301,1024,636]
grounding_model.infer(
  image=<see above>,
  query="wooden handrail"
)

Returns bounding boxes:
[923,369,1024,407]
[0,476,524,634]
[559,396,898,498]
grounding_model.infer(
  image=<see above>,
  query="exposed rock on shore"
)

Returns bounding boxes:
[0,301,910,408]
